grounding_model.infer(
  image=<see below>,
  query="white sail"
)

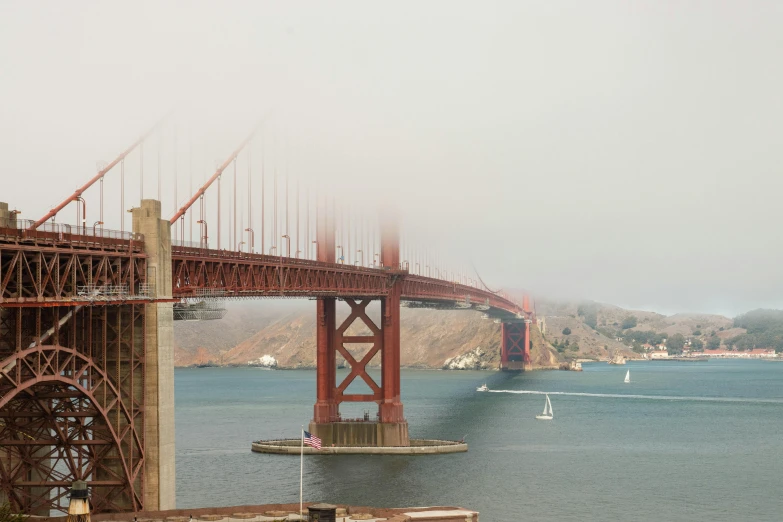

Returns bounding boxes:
[536,394,553,420]
[624,370,630,383]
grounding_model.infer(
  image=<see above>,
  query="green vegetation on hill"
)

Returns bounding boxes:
[727,310,783,352]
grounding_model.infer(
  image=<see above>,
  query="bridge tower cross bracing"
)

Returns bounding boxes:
[309,204,409,447]
[500,294,533,371]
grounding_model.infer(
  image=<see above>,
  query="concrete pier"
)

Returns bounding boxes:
[132,200,176,510]
[309,421,410,448]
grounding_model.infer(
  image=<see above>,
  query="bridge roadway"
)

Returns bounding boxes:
[0,227,522,319]
[170,245,522,319]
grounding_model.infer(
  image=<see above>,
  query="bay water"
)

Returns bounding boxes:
[176,360,783,521]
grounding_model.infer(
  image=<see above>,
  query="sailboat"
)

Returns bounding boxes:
[476,383,488,392]
[624,370,630,383]
[535,394,553,420]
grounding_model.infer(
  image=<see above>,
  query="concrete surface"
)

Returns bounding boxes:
[133,199,176,510]
[251,439,467,455]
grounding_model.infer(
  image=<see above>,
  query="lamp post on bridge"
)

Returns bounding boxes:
[312,240,318,260]
[373,253,379,267]
[93,220,103,237]
[336,245,343,263]
[76,196,86,235]
[282,234,291,257]
[295,250,301,258]
[245,227,254,253]
[237,241,245,252]
[269,245,277,255]
[197,219,208,248]
[357,249,363,267]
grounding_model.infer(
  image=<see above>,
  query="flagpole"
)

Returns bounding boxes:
[300,426,304,520]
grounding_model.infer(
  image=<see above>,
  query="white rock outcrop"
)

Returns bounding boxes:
[247,354,278,368]
[443,347,491,370]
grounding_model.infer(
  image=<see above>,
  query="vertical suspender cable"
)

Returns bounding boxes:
[120,159,125,232]
[248,149,252,252]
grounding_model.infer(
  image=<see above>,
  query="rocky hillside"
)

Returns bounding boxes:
[173,301,561,370]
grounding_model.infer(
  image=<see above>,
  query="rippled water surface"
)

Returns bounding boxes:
[176,360,783,521]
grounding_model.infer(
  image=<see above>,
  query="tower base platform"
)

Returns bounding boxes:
[309,421,409,447]
[251,438,467,455]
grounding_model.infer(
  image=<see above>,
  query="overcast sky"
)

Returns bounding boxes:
[1,1,782,316]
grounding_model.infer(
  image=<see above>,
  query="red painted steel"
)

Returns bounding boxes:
[0,304,146,514]
[501,322,526,363]
[30,118,166,230]
[2,203,524,515]
[379,215,403,423]
[313,297,337,423]
[169,247,520,316]
[169,121,263,225]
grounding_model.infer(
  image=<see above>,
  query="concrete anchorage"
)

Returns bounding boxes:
[132,200,176,510]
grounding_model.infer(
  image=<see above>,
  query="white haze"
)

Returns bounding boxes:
[1,1,782,317]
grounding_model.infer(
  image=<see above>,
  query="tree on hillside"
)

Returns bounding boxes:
[562,327,572,335]
[731,309,783,352]
[621,316,638,329]
[583,312,598,330]
[690,339,704,351]
[693,330,702,336]
[667,333,685,355]
[577,302,599,330]
[707,336,721,350]
[651,333,667,346]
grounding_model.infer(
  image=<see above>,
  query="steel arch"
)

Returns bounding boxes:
[0,345,143,514]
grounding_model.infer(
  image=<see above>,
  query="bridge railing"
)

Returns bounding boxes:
[171,244,406,273]
[0,219,143,252]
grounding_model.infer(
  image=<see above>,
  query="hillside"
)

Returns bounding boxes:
[173,301,561,370]
[535,298,744,357]
[173,298,772,370]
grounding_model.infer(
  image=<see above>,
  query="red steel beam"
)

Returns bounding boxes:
[30,116,167,230]
[169,120,263,224]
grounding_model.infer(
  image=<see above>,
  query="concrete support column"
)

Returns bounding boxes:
[132,200,175,511]
[0,202,18,230]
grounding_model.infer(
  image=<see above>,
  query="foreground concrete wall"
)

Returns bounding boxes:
[133,200,175,510]
[38,503,479,522]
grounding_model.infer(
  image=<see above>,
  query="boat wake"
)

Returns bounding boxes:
[487,389,783,404]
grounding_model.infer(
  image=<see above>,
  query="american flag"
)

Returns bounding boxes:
[303,430,322,450]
